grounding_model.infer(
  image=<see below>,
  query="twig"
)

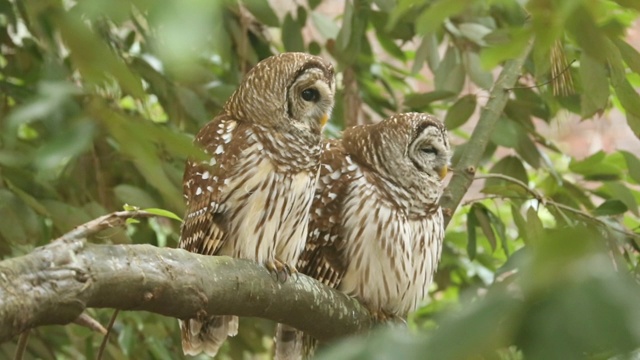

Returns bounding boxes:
[440,40,534,227]
[96,310,119,360]
[55,210,156,243]
[505,59,576,91]
[13,331,29,360]
[473,173,544,203]
[73,313,107,335]
[470,173,640,241]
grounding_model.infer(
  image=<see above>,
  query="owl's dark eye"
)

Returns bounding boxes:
[301,88,320,102]
[421,147,438,155]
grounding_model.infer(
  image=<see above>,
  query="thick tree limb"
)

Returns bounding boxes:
[439,41,534,227]
[0,238,372,343]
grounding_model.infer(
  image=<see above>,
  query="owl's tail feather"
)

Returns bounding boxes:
[274,323,303,360]
[274,324,318,360]
[180,315,239,357]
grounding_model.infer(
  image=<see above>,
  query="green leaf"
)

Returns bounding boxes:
[282,13,305,52]
[621,150,640,184]
[474,204,497,252]
[444,94,476,130]
[54,11,144,98]
[463,51,493,90]
[466,208,478,260]
[486,209,509,256]
[458,23,492,46]
[415,0,470,35]
[569,151,621,180]
[311,11,339,39]
[480,28,531,69]
[592,200,628,216]
[613,38,640,75]
[404,90,455,108]
[486,155,529,188]
[579,53,609,118]
[243,0,280,27]
[143,208,184,223]
[601,182,638,216]
[566,6,610,63]
[525,206,544,245]
[434,46,465,94]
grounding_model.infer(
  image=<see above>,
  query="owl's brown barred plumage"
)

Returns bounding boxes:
[275,113,451,359]
[178,52,335,357]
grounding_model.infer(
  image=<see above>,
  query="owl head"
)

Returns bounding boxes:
[343,112,451,193]
[224,52,335,134]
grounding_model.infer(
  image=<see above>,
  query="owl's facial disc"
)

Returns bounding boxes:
[288,66,335,132]
[409,122,450,180]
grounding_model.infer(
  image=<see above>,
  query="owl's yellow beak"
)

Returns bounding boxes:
[438,166,448,179]
[319,113,329,127]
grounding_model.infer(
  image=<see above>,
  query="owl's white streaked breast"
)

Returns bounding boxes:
[217,135,317,264]
[339,171,444,316]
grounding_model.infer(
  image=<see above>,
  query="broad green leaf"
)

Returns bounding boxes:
[515,132,542,169]
[601,182,638,216]
[434,47,465,94]
[444,94,476,130]
[487,155,529,187]
[282,13,305,52]
[569,151,621,181]
[480,28,531,69]
[566,6,609,63]
[626,113,640,139]
[463,51,493,90]
[243,0,280,27]
[621,150,640,184]
[412,36,430,73]
[579,53,609,118]
[593,200,628,217]
[415,0,471,35]
[311,11,339,39]
[458,23,492,46]
[404,90,455,108]
[613,38,640,75]
[143,208,184,223]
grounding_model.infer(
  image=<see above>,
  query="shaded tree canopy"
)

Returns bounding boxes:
[1,0,640,359]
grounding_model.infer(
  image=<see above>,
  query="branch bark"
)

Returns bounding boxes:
[439,41,534,227]
[0,238,372,343]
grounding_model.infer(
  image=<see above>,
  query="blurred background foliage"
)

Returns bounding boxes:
[1,0,640,359]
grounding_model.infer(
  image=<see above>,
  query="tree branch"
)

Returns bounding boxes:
[0,239,372,343]
[439,41,534,227]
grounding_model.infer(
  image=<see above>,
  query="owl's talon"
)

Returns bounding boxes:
[265,259,289,283]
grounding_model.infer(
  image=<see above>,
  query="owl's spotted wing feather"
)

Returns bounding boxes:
[179,114,246,256]
[298,140,357,289]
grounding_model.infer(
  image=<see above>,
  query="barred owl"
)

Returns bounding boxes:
[275,113,451,359]
[179,52,335,357]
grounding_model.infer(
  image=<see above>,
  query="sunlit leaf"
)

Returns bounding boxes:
[143,208,184,223]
